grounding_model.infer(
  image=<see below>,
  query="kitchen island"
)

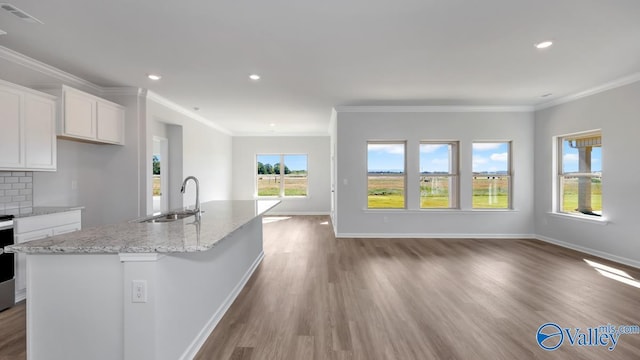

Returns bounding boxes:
[5,200,280,360]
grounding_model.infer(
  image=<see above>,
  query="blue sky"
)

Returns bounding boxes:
[368,144,405,172]
[472,142,509,173]
[257,154,307,172]
[420,144,451,173]
[563,141,602,173]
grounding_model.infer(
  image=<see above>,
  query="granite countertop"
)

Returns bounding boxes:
[13,206,85,218]
[5,200,279,254]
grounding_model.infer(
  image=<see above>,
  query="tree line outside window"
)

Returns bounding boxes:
[256,154,308,197]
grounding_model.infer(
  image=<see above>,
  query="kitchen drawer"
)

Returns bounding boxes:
[15,210,82,234]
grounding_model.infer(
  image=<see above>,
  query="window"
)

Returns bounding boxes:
[420,142,458,208]
[256,154,308,197]
[472,142,511,209]
[367,142,406,209]
[557,132,602,216]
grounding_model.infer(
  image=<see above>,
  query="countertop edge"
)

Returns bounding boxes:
[5,200,280,254]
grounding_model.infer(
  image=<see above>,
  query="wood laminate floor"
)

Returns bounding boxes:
[0,301,26,360]
[195,216,640,359]
[2,216,640,359]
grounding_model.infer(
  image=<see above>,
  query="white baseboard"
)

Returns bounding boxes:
[266,211,331,216]
[179,251,265,360]
[15,289,26,303]
[535,235,640,269]
[336,233,536,239]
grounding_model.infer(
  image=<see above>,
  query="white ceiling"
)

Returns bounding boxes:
[1,0,640,135]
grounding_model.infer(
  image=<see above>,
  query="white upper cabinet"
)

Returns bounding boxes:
[0,79,56,171]
[96,100,124,144]
[0,85,23,168]
[63,88,96,140]
[57,85,125,145]
[25,94,57,170]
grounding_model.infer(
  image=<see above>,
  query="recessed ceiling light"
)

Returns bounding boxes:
[249,74,261,81]
[535,41,553,49]
[269,123,276,127]
[541,93,553,98]
[0,29,6,35]
[193,107,200,111]
[147,74,162,81]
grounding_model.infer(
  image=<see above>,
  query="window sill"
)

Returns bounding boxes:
[254,196,309,200]
[362,209,520,214]
[547,212,608,225]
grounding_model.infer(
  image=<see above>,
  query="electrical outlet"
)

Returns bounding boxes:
[132,280,147,303]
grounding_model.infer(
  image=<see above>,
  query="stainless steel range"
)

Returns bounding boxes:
[0,214,15,311]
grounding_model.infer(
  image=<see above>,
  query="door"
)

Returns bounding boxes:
[25,94,56,169]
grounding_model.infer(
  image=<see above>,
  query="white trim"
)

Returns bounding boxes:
[0,45,102,93]
[266,211,331,216]
[535,235,640,270]
[101,87,141,97]
[118,253,165,262]
[336,233,535,239]
[547,212,608,225]
[234,132,330,137]
[15,288,25,303]
[335,105,534,113]
[179,251,264,360]
[146,91,232,135]
[535,72,640,111]
[0,78,56,99]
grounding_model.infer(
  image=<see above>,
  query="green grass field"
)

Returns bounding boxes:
[561,177,602,213]
[367,175,511,209]
[257,175,308,196]
[367,176,602,211]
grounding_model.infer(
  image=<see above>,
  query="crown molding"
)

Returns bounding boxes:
[535,72,640,111]
[334,105,534,113]
[146,91,233,135]
[0,45,103,93]
[101,86,141,97]
[233,131,330,137]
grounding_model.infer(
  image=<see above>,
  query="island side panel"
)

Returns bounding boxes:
[156,216,264,360]
[26,254,124,360]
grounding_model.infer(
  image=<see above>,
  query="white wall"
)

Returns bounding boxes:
[34,92,143,228]
[146,99,233,214]
[232,136,331,214]
[335,110,535,237]
[534,81,640,267]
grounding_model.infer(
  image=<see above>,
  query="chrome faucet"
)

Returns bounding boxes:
[180,176,201,219]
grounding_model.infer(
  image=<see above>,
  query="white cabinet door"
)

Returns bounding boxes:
[0,86,24,168]
[63,89,96,139]
[25,94,56,170]
[97,100,124,144]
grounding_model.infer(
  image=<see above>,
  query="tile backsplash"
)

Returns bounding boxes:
[0,171,33,216]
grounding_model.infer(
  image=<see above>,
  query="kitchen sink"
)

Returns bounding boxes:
[137,211,198,223]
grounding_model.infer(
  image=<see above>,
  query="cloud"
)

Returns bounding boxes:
[563,153,579,162]
[490,152,508,162]
[431,158,449,165]
[368,144,404,154]
[473,143,502,151]
[420,144,446,154]
[473,156,488,165]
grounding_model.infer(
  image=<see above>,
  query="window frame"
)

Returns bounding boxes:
[255,153,309,198]
[471,141,513,210]
[556,130,602,217]
[419,141,459,209]
[366,141,407,210]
